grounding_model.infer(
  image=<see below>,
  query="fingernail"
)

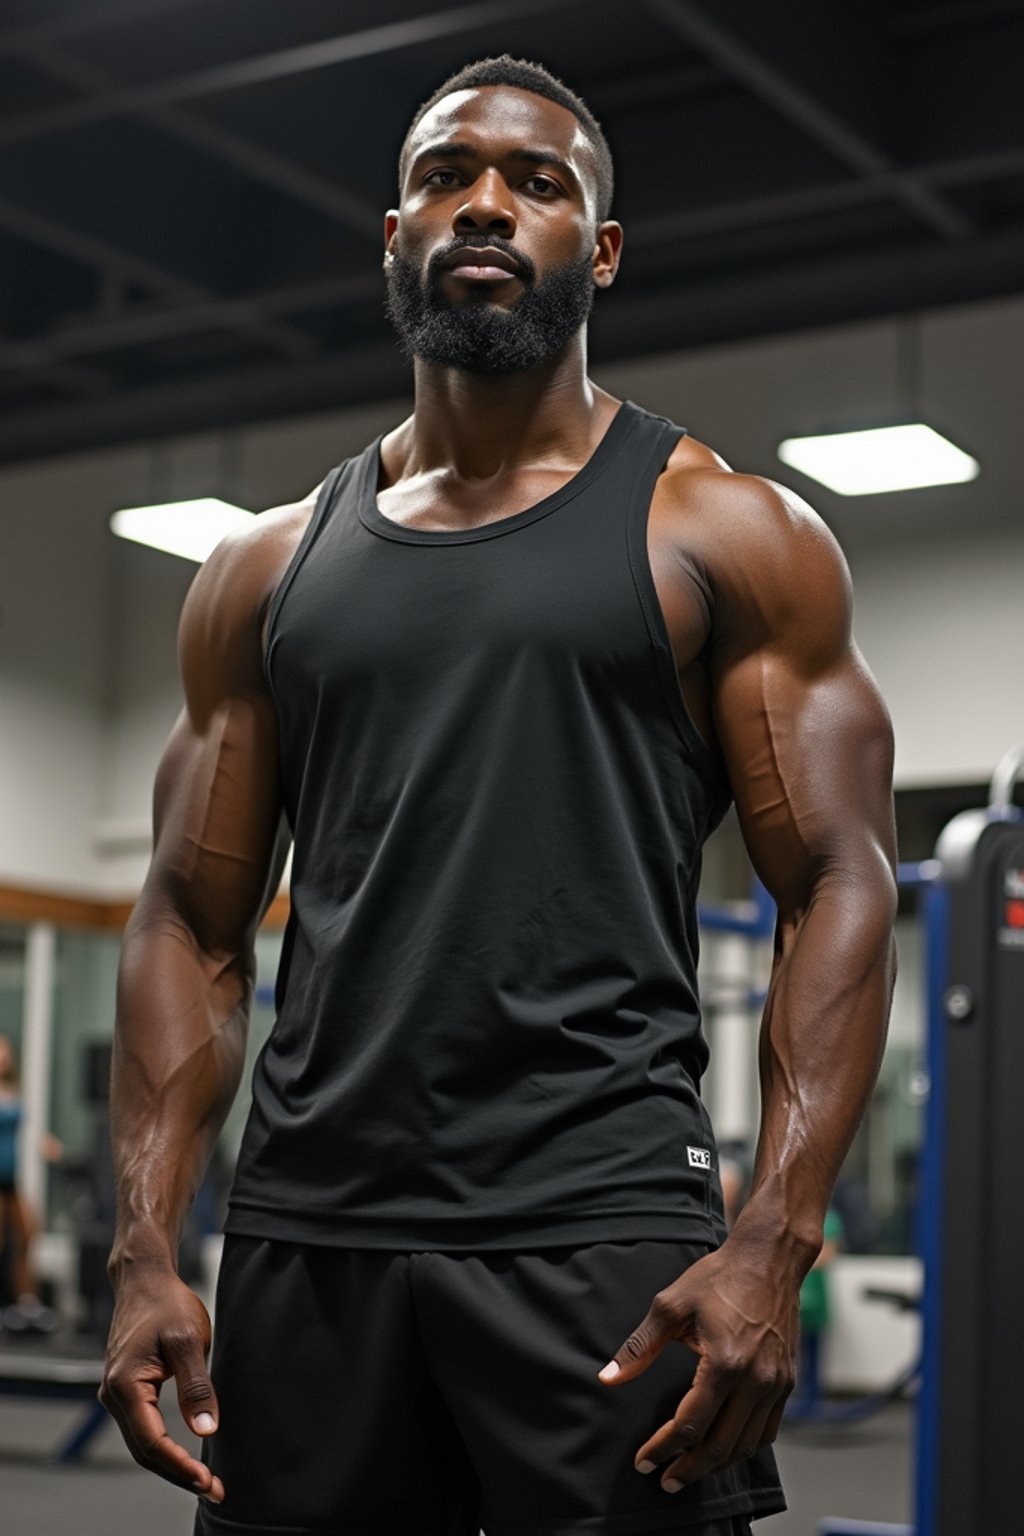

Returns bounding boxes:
[664,1478,684,1493]
[598,1361,620,1381]
[195,1413,216,1433]
[637,1459,656,1474]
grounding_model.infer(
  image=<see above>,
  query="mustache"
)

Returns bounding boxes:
[425,234,536,286]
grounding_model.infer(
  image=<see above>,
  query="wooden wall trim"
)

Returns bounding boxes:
[0,885,291,933]
[262,893,290,930]
[0,886,123,930]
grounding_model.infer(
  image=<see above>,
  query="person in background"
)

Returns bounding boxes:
[0,1033,62,1334]
[718,1151,749,1231]
[789,1205,845,1416]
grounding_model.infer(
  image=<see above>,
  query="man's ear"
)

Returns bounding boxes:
[384,210,399,261]
[593,221,623,289]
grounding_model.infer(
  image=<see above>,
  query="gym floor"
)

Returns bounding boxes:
[2,1393,912,1536]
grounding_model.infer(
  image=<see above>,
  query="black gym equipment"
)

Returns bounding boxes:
[821,744,1024,1536]
[920,744,1024,1536]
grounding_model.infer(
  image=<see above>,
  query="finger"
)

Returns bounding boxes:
[634,1360,728,1472]
[101,1375,224,1501]
[730,1395,776,1464]
[133,1413,225,1503]
[598,1289,684,1385]
[761,1386,790,1446]
[664,1389,771,1487]
[164,1325,221,1440]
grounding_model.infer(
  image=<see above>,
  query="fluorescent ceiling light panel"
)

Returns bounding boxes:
[110,498,256,562]
[777,424,979,495]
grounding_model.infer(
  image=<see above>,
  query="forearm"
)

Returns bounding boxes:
[108,900,252,1284]
[730,865,897,1275]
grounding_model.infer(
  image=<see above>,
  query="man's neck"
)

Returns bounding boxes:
[398,336,612,481]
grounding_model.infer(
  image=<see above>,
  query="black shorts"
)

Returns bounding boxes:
[194,1234,786,1536]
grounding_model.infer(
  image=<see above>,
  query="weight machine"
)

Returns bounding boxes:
[819,745,1024,1536]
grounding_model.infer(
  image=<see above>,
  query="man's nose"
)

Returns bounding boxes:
[452,170,516,239]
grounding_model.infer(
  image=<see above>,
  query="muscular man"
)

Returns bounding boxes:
[100,55,897,1536]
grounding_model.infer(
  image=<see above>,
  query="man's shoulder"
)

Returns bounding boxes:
[657,441,848,608]
[189,487,320,613]
[662,436,829,539]
[219,487,321,579]
[178,486,322,691]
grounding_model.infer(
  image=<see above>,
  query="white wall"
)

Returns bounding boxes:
[94,532,199,894]
[825,1256,922,1394]
[2,296,1023,896]
[851,529,1024,786]
[1,456,111,895]
[0,406,402,896]
[91,402,407,895]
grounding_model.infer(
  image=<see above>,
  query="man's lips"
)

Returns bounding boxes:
[438,246,522,282]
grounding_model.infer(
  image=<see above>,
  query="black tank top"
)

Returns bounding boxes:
[224,401,733,1250]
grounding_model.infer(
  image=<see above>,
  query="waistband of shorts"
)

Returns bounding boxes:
[222,1203,721,1252]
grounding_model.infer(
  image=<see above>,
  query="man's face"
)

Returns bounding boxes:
[384,86,621,374]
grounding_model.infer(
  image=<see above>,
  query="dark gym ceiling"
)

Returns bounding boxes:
[1,0,1022,465]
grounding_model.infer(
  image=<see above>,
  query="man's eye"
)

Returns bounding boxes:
[525,176,558,195]
[424,169,460,187]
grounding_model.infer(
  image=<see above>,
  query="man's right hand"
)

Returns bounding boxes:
[99,1269,224,1505]
[99,512,301,1510]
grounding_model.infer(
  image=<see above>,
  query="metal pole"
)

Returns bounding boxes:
[708,932,756,1143]
[912,879,949,1536]
[19,922,57,1218]
[988,742,1024,811]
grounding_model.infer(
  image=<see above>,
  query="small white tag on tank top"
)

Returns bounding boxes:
[687,1146,711,1170]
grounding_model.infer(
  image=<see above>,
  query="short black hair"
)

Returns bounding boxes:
[399,54,614,221]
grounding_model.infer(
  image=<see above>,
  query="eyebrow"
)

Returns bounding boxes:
[410,140,581,193]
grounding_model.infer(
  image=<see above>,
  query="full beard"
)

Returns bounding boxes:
[384,239,596,375]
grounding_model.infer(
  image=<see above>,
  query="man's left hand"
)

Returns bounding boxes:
[597,1242,799,1492]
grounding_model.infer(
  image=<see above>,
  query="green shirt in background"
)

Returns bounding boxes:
[799,1206,844,1333]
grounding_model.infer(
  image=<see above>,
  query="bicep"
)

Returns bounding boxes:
[715,645,895,910]
[710,516,896,917]
[146,695,285,958]
[138,541,287,961]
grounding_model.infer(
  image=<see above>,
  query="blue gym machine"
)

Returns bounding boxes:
[818,745,1024,1536]
[699,746,1024,1536]
[16,747,1018,1517]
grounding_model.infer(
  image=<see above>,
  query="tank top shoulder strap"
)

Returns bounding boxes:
[593,400,688,526]
[262,454,364,689]
[618,400,688,474]
[618,405,724,782]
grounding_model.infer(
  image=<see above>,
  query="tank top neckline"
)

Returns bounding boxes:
[356,398,641,546]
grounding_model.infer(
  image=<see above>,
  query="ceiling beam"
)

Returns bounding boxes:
[645,0,973,242]
[0,0,564,150]
[631,144,1024,247]
[0,273,382,366]
[22,44,382,244]
[0,195,205,300]
[631,177,889,248]
[0,337,412,465]
[923,144,1024,189]
[0,336,108,397]
[586,61,722,111]
[6,221,1024,466]
[590,224,1024,361]
[5,140,1022,369]
[886,1,1024,38]
[0,196,316,362]
[19,31,717,247]
[0,0,211,61]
